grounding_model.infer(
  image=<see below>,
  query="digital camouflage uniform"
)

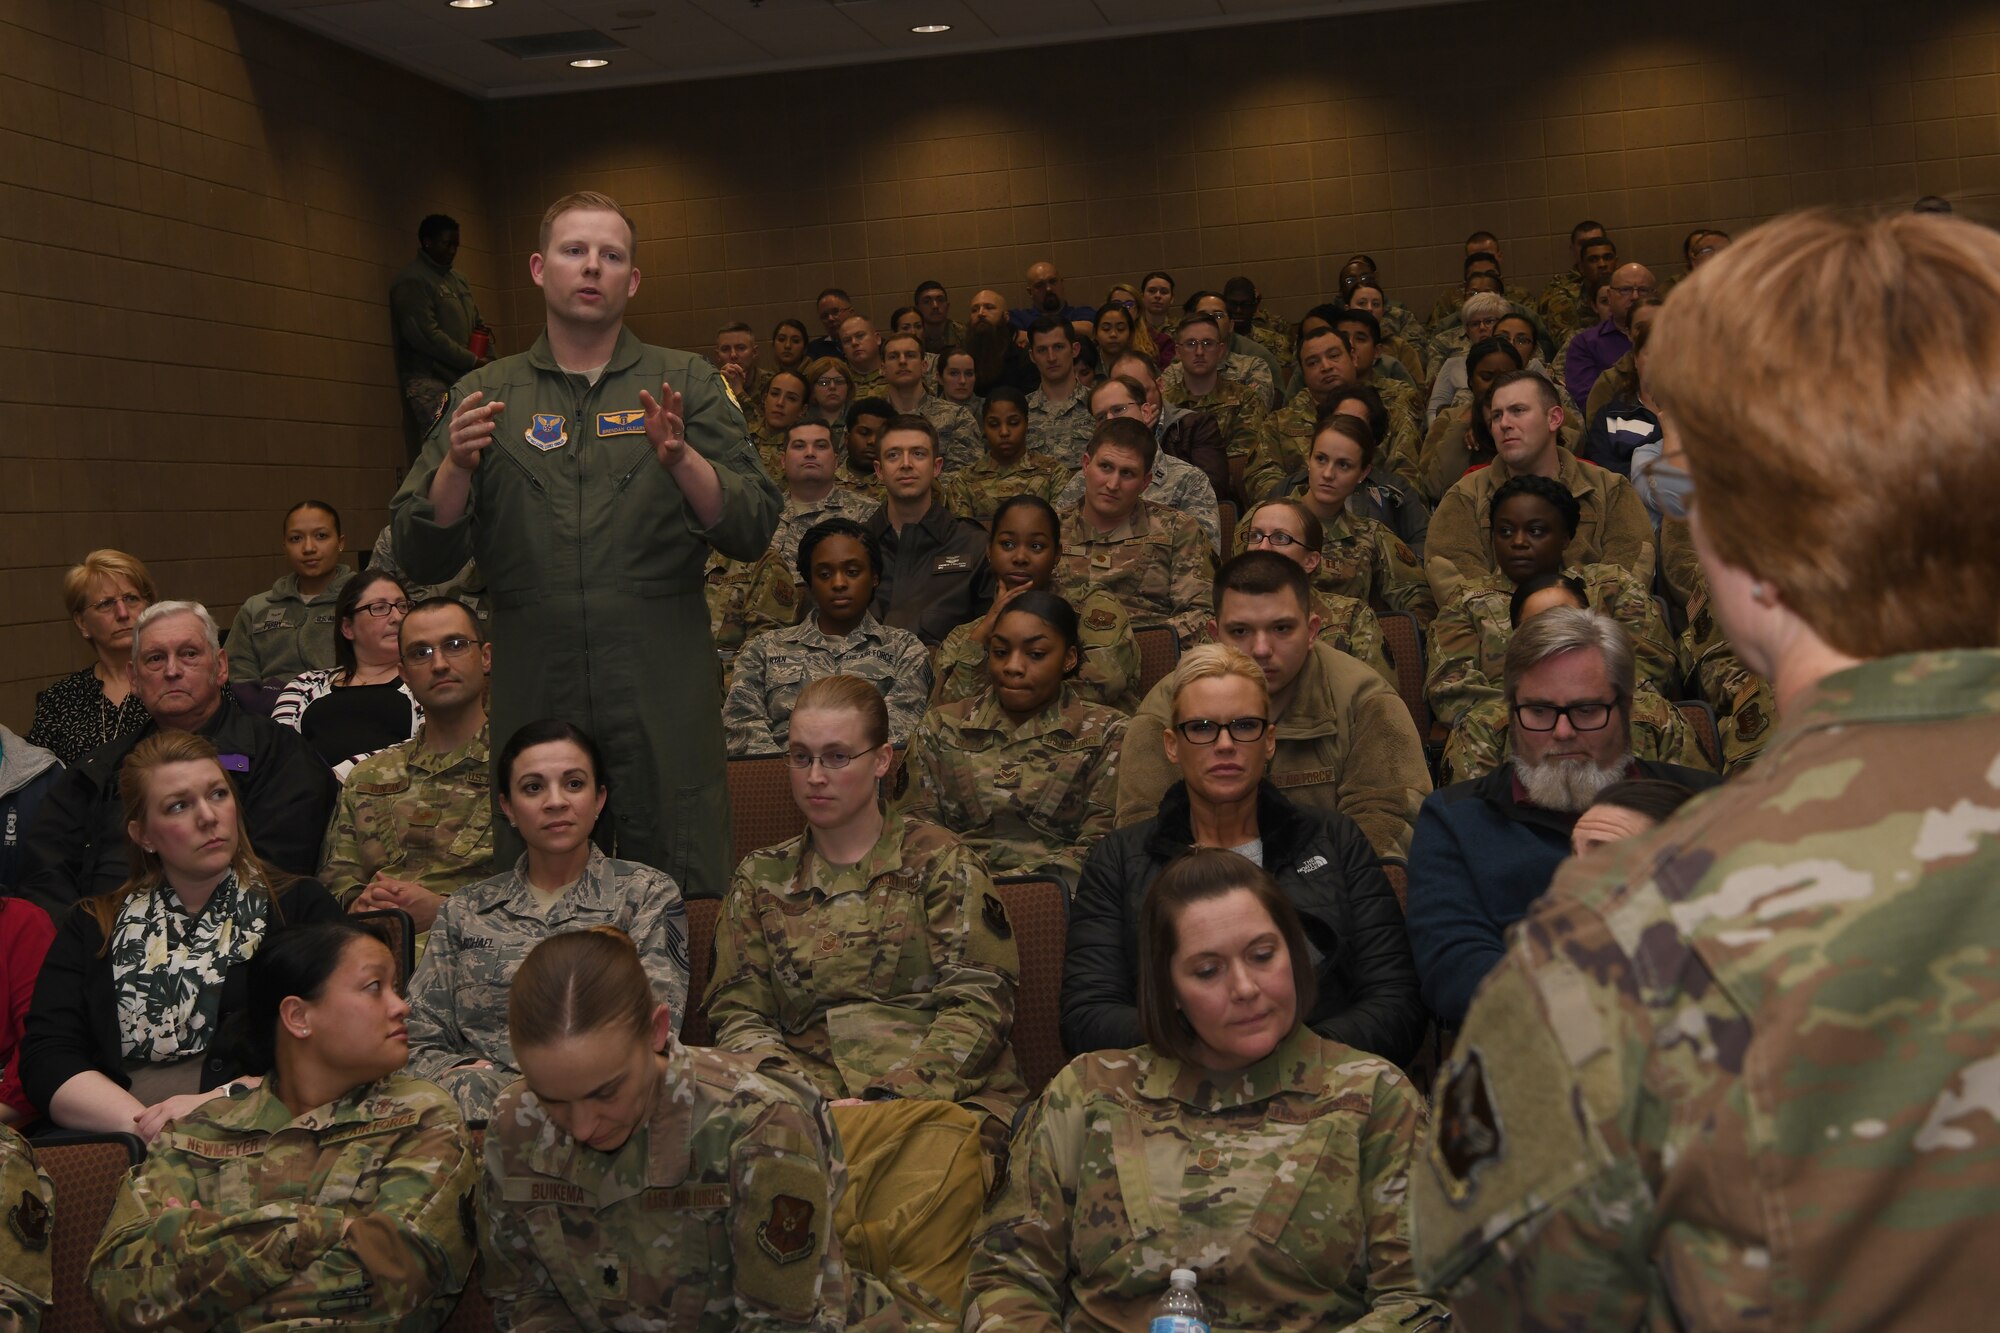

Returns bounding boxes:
[1053,502,1215,646]
[932,589,1142,715]
[963,1028,1446,1332]
[1423,565,1679,728]
[0,1124,51,1333]
[406,846,690,1123]
[318,723,495,943]
[1414,649,2000,1330]
[223,567,356,681]
[1025,383,1096,468]
[939,452,1069,518]
[1054,451,1221,552]
[705,816,1027,1132]
[847,366,887,401]
[898,687,1128,890]
[1314,509,1438,625]
[481,1043,931,1332]
[89,1074,477,1331]
[894,393,983,472]
[1425,447,1654,610]
[705,489,879,651]
[1438,684,1715,784]
[723,613,933,757]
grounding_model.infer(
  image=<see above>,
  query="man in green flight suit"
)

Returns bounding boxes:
[390,191,782,899]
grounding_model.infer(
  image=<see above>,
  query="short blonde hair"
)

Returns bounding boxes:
[62,549,156,618]
[1167,644,1268,720]
[1647,211,2000,657]
[537,191,637,259]
[1461,291,1511,325]
[791,674,889,750]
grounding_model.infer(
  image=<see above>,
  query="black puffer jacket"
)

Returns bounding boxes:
[1061,780,1425,1067]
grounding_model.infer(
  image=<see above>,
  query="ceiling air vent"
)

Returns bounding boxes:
[487,29,626,61]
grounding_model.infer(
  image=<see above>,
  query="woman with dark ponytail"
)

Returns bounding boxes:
[89,920,479,1330]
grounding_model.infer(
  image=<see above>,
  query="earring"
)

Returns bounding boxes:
[1751,581,1771,605]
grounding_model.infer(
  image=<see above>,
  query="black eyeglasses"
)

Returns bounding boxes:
[1174,716,1270,745]
[1511,700,1618,732]
[1244,528,1302,548]
[401,634,478,665]
[355,599,414,619]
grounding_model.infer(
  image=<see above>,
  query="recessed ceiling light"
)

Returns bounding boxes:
[911,23,951,34]
[447,0,493,9]
[569,57,610,68]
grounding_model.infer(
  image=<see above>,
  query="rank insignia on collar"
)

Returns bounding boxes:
[598,409,645,437]
[526,413,568,451]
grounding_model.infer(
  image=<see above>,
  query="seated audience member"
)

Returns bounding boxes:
[1345,274,1428,381]
[966,287,1039,396]
[1416,338,1524,502]
[15,601,338,919]
[1162,311,1271,497]
[1318,383,1431,554]
[934,496,1141,713]
[1245,325,1379,503]
[1138,270,1178,360]
[1569,776,1697,857]
[914,278,962,354]
[1119,554,1429,856]
[937,347,979,406]
[880,330,981,469]
[1054,417,1215,645]
[1565,261,1656,408]
[715,320,770,415]
[21,730,343,1137]
[1426,292,1512,425]
[768,316,812,383]
[1093,300,1141,370]
[1236,500,1397,687]
[1438,573,1711,783]
[0,1126,51,1325]
[1278,413,1437,623]
[406,719,689,1123]
[1426,475,1678,728]
[1425,369,1653,606]
[1104,348,1230,507]
[805,354,854,441]
[27,549,156,764]
[1405,606,1719,1024]
[748,367,809,467]
[837,314,887,397]
[88,920,477,1330]
[0,725,60,895]
[482,930,927,1329]
[271,570,421,777]
[223,500,354,682]
[1024,315,1097,465]
[708,674,1026,1143]
[725,519,932,755]
[1070,645,1423,1063]
[839,398,896,499]
[901,592,1128,890]
[1536,222,1617,341]
[1061,374,1222,551]
[1184,289,1281,406]
[319,597,495,939]
[941,385,1070,516]
[976,850,1441,1330]
[1582,318,1663,477]
[1580,296,1660,427]
[0,897,55,1125]
[866,416,994,645]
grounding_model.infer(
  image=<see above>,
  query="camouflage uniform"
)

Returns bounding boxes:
[723,613,933,756]
[89,1075,477,1330]
[939,452,1069,518]
[1425,283,1536,329]
[705,816,1027,1131]
[1424,565,1679,728]
[706,488,881,649]
[892,393,983,472]
[1025,382,1096,468]
[318,723,496,937]
[1425,447,1654,609]
[714,547,805,655]
[1413,649,2000,1330]
[1191,585,1394,689]
[1536,269,1591,342]
[369,526,487,624]
[747,422,789,483]
[932,589,1142,715]
[898,687,1128,889]
[1438,685,1715,784]
[406,846,690,1121]
[1161,368,1272,479]
[1244,387,1423,505]
[0,1125,51,1333]
[1244,320,1297,382]
[1315,508,1438,625]
[1055,451,1221,552]
[963,1028,1446,1332]
[481,1042,926,1332]
[847,366,887,401]
[1053,502,1215,646]
[835,454,886,504]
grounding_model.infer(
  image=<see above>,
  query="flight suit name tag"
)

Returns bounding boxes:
[933,554,968,573]
[598,409,645,437]
[525,414,569,451]
[642,1184,730,1210]
[505,1179,590,1205]
[319,1111,418,1146]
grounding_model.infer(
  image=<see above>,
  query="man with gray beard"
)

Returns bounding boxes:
[1403,607,1717,1025]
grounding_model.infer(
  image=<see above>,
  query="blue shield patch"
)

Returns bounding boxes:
[598,409,645,437]
[525,413,568,451]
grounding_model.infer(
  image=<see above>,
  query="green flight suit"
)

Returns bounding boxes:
[391,328,782,898]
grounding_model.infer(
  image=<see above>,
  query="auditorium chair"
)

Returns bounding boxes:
[1132,625,1181,701]
[38,1132,144,1333]
[1675,698,1723,769]
[992,876,1069,1095]
[680,897,721,1047]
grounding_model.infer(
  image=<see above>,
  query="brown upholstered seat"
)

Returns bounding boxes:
[1676,698,1722,769]
[1377,610,1431,738]
[680,897,721,1047]
[993,877,1069,1096]
[38,1133,144,1333]
[1133,625,1181,702]
[727,754,806,868]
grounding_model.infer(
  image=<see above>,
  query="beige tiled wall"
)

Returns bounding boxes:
[6,0,1999,730]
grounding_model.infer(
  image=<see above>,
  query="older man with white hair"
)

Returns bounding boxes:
[14,601,337,922]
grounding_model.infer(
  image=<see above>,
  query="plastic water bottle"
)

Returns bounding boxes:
[1149,1267,1209,1333]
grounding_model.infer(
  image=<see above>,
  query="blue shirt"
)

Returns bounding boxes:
[1009,304,1097,332]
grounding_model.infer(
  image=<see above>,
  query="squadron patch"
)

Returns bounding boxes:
[525,413,569,451]
[757,1193,816,1265]
[1428,1046,1504,1205]
[7,1189,49,1250]
[982,892,1013,940]
[1737,700,1769,741]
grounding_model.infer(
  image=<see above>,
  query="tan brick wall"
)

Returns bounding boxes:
[6,0,1999,732]
[0,0,494,727]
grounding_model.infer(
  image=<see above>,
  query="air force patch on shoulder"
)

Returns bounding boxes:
[526,413,568,451]
[598,409,645,437]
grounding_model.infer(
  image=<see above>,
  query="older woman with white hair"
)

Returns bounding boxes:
[1426,291,1516,425]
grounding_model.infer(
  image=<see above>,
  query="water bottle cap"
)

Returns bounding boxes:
[1170,1267,1196,1284]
